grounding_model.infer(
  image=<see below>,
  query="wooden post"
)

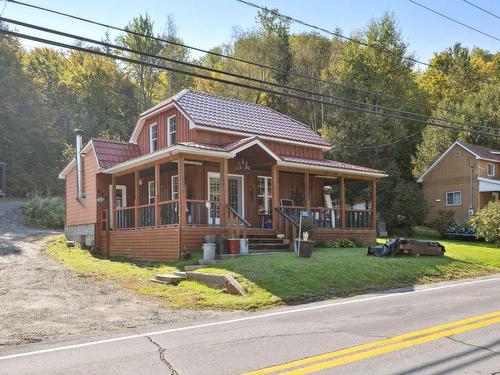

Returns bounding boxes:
[339,176,346,229]
[155,163,160,227]
[111,175,116,231]
[304,172,310,211]
[220,159,229,226]
[371,178,377,230]
[134,170,139,228]
[178,156,186,258]
[271,164,280,231]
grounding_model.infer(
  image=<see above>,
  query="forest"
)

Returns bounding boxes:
[0,10,499,230]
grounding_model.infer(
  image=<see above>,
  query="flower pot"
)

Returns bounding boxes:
[227,239,240,254]
[239,238,249,255]
[202,243,216,260]
[294,239,314,258]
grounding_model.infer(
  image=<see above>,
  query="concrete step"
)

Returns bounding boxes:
[249,248,292,253]
[249,242,288,248]
[153,274,186,284]
[184,265,207,271]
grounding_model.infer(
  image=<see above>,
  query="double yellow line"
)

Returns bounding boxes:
[244,310,500,375]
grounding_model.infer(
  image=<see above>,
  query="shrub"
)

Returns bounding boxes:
[470,202,500,243]
[22,194,65,228]
[431,210,456,238]
[329,239,356,248]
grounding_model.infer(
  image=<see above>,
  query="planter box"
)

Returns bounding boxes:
[294,239,314,258]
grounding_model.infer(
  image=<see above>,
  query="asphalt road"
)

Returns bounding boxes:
[1,275,499,375]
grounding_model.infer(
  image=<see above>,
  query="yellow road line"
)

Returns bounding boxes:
[244,310,500,375]
[284,316,500,374]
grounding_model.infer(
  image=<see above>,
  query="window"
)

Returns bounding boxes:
[446,191,461,206]
[171,175,179,200]
[167,116,176,146]
[149,123,158,152]
[487,163,495,177]
[148,180,155,204]
[257,176,272,214]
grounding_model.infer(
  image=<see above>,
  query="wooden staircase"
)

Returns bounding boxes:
[247,234,291,253]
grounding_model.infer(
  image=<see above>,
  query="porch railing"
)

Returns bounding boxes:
[115,207,134,229]
[227,204,251,238]
[159,200,179,225]
[138,204,155,227]
[186,199,221,226]
[345,209,372,229]
[311,207,340,229]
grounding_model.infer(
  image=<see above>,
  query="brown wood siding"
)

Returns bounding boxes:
[136,107,193,154]
[108,227,179,261]
[422,144,481,223]
[65,149,99,226]
[313,229,376,245]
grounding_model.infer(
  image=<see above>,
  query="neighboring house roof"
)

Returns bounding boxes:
[417,141,500,183]
[91,139,141,169]
[478,177,500,192]
[130,89,332,149]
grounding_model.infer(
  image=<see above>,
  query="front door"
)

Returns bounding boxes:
[207,173,244,224]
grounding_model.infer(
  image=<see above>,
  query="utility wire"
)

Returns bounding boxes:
[409,0,500,42]
[3,16,498,134]
[462,0,500,20]
[5,0,489,122]
[331,129,422,149]
[1,28,498,140]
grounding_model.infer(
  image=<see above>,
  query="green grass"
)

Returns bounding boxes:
[44,235,500,311]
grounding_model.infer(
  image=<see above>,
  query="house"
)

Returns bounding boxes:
[59,90,387,261]
[417,141,500,223]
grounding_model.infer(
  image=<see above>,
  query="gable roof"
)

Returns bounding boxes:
[91,139,141,169]
[417,141,500,183]
[130,90,332,149]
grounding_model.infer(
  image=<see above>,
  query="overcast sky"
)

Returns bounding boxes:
[3,0,499,67]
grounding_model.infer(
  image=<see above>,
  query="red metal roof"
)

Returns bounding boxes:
[280,156,385,174]
[91,139,141,169]
[460,142,500,162]
[176,91,332,148]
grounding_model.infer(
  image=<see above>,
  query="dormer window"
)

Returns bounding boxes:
[487,163,495,177]
[149,123,158,153]
[167,116,176,146]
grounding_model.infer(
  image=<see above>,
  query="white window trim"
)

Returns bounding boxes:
[445,191,462,206]
[487,163,495,177]
[167,115,176,146]
[149,122,158,153]
[171,174,179,200]
[258,175,272,214]
[148,180,155,205]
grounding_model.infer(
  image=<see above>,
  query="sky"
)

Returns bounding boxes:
[2,0,499,68]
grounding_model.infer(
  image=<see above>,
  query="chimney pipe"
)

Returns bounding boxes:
[75,129,83,199]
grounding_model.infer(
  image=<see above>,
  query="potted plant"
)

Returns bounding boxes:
[227,236,240,254]
[216,235,228,254]
[294,217,316,257]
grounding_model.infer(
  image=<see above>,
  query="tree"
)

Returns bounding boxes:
[470,202,500,243]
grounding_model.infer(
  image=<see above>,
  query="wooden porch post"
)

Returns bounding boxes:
[155,163,160,227]
[271,164,280,231]
[111,175,116,231]
[220,159,229,226]
[134,170,139,228]
[339,176,346,229]
[178,156,186,258]
[371,178,377,230]
[304,172,310,211]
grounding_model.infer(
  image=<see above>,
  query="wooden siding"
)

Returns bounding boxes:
[65,149,99,226]
[108,227,179,261]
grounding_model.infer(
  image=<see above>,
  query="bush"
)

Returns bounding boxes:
[328,239,357,248]
[470,202,500,243]
[431,210,455,238]
[22,194,65,228]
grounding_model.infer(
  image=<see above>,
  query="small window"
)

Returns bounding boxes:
[167,116,176,146]
[149,123,158,153]
[171,175,179,200]
[487,163,495,177]
[446,191,461,206]
[148,180,155,204]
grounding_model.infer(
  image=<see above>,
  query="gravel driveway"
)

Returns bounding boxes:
[0,200,222,348]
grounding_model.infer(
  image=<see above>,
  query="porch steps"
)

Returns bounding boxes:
[247,236,290,253]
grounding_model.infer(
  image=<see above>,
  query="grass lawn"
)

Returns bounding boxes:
[44,233,500,311]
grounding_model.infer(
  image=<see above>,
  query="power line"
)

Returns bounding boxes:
[331,129,422,149]
[462,0,500,20]
[409,0,500,42]
[1,28,498,140]
[3,16,498,134]
[5,0,488,123]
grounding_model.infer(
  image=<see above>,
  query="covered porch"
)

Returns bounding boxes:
[96,143,381,260]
